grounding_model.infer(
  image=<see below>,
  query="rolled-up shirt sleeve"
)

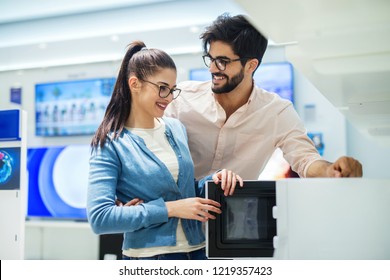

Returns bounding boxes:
[274,103,322,178]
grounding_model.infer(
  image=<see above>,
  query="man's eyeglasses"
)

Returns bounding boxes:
[202,54,249,71]
[141,80,181,99]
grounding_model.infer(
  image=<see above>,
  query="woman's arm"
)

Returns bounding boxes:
[166,197,221,222]
[87,145,168,235]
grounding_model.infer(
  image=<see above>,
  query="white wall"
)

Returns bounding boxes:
[25,220,99,260]
[293,70,347,162]
[347,122,390,179]
[0,61,120,148]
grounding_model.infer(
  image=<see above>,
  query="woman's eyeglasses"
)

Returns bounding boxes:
[141,80,181,99]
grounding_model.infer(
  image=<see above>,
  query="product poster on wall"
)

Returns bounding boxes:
[308,132,324,156]
[10,87,22,105]
[0,147,21,190]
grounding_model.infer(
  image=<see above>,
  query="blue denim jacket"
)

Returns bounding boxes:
[87,117,211,249]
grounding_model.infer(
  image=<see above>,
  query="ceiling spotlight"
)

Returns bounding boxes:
[38,43,47,49]
[189,26,200,33]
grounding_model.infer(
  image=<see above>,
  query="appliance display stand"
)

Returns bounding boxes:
[0,109,27,259]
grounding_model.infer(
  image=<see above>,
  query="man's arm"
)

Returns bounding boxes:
[306,156,363,177]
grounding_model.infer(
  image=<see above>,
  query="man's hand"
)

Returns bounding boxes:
[307,156,363,177]
[326,156,363,177]
[212,169,244,196]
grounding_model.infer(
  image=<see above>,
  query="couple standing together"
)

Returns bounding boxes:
[87,14,362,260]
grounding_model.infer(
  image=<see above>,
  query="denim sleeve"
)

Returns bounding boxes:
[194,175,213,198]
[87,143,168,235]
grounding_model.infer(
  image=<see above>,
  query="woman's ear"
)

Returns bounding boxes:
[128,76,140,92]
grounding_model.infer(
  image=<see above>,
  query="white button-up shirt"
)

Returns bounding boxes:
[165,80,321,179]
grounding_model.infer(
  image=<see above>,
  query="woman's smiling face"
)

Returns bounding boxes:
[130,68,177,125]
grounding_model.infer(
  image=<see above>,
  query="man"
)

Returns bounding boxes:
[165,13,362,180]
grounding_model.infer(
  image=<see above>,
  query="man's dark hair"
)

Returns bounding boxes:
[200,13,268,69]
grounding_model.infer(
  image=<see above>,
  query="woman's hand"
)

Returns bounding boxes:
[166,197,221,222]
[115,198,144,207]
[212,169,244,196]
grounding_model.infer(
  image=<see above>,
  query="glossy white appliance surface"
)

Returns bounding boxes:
[275,178,390,259]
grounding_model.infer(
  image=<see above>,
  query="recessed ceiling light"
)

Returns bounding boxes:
[111,35,119,42]
[189,26,200,33]
[38,43,47,49]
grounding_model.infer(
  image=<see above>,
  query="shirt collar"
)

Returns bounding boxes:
[247,79,256,105]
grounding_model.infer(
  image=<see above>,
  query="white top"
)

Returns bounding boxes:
[123,119,204,258]
[165,81,322,179]
[127,119,179,182]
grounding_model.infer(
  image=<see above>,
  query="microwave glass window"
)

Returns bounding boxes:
[223,197,268,242]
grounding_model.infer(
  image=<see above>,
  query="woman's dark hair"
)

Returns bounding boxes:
[91,40,176,149]
[200,13,268,71]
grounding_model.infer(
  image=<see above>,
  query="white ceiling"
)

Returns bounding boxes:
[236,0,390,145]
[0,0,169,23]
[0,0,245,71]
[2,0,389,144]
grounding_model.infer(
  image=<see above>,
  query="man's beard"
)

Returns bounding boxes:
[212,69,244,94]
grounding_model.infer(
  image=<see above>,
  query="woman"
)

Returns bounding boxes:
[87,41,243,260]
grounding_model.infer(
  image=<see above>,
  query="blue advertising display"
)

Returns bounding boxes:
[27,145,89,220]
[35,77,115,136]
[0,147,21,190]
[0,110,21,141]
[189,62,294,103]
[254,62,294,103]
[308,132,324,156]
